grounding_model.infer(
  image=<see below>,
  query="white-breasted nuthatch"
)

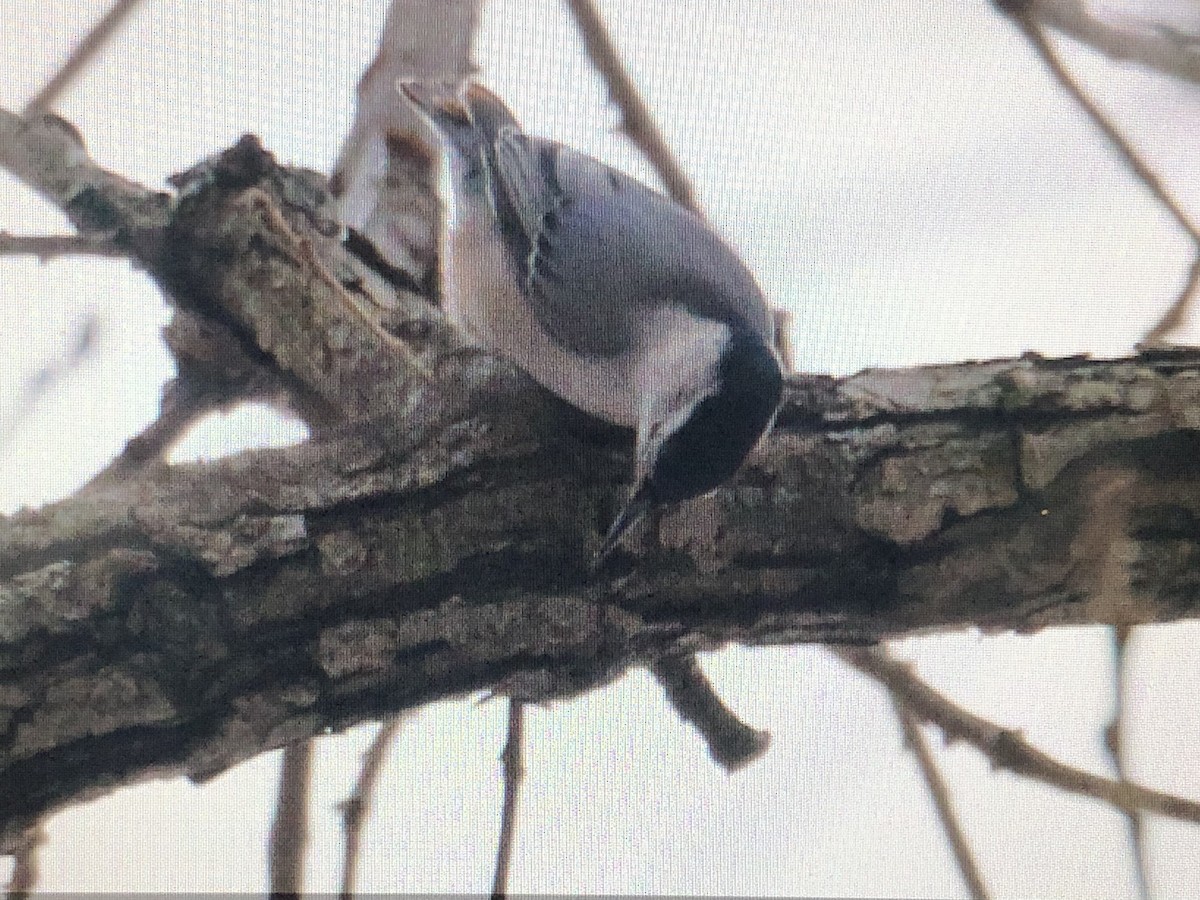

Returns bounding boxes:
[402,82,782,562]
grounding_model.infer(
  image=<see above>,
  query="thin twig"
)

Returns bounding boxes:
[1006,3,1200,239]
[0,231,124,260]
[1143,256,1200,346]
[998,4,1200,343]
[5,822,45,900]
[1105,625,1150,900]
[563,0,701,214]
[268,740,312,899]
[85,311,337,488]
[339,716,407,900]
[491,700,525,900]
[0,316,98,452]
[650,654,770,771]
[836,646,1200,824]
[1030,0,1200,86]
[891,698,992,900]
[23,0,145,115]
[565,0,793,360]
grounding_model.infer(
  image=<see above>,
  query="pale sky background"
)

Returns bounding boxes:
[2,0,1200,896]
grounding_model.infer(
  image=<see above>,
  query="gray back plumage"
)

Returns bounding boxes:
[460,85,772,359]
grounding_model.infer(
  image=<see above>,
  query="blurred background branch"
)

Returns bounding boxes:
[999,2,1200,345]
[837,647,1200,824]
[267,742,311,899]
[891,697,992,900]
[1031,0,1200,85]
[338,717,406,900]
[22,0,145,116]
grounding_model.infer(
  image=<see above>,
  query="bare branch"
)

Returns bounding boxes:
[0,232,123,260]
[0,317,98,453]
[1105,625,1150,900]
[564,0,701,214]
[82,376,230,489]
[997,6,1200,344]
[890,688,992,900]
[650,654,769,771]
[1030,0,1200,86]
[837,647,1200,825]
[7,115,1200,849]
[1018,11,1198,240]
[5,336,1200,848]
[268,741,312,899]
[0,105,169,242]
[88,310,337,489]
[331,0,482,287]
[0,125,501,465]
[23,0,145,115]
[339,717,406,900]
[491,700,525,900]
[1144,256,1200,348]
[4,822,44,900]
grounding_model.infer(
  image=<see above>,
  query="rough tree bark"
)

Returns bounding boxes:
[3,103,1200,851]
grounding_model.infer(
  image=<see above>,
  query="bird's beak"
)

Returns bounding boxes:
[592,482,655,569]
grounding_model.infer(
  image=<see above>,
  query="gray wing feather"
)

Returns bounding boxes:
[493,129,554,258]
[489,132,767,357]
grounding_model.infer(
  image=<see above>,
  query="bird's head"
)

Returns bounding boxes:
[595,326,782,563]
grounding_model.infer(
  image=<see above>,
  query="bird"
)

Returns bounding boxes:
[401,81,783,563]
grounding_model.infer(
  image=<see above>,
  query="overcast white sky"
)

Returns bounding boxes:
[2,0,1200,896]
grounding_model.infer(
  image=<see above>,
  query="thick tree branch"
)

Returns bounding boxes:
[5,112,1200,851]
[3,343,1200,848]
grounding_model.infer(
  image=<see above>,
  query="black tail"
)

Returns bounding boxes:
[460,83,523,145]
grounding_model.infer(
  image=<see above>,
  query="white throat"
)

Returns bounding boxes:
[633,310,730,435]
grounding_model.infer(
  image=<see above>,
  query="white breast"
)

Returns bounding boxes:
[443,208,728,431]
[443,209,637,425]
